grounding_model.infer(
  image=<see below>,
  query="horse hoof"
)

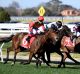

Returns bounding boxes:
[3,61,7,64]
[39,61,42,66]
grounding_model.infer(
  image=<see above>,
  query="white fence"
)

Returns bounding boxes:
[11,16,80,22]
[0,23,29,36]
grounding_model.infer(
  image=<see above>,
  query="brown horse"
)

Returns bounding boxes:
[4,29,58,67]
[4,33,28,63]
[58,35,80,67]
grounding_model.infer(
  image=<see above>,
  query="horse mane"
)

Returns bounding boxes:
[58,25,71,39]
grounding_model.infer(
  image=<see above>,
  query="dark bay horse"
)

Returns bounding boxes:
[4,28,58,67]
[43,25,78,67]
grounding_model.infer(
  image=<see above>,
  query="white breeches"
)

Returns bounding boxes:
[29,26,45,34]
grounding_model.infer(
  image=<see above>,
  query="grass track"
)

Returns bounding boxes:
[0,62,80,74]
[1,43,80,74]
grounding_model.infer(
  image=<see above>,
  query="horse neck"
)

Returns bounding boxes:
[37,31,50,43]
[45,29,57,43]
[58,29,70,43]
[44,30,52,40]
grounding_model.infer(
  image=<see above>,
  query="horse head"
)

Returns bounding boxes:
[58,25,73,40]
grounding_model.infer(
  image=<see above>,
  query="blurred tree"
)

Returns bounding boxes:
[39,0,75,16]
[46,0,62,15]
[0,10,11,22]
[22,8,38,16]
[5,7,18,16]
[0,7,4,11]
[2,0,77,16]
[6,1,22,16]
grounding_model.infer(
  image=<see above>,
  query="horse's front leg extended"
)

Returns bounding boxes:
[58,47,70,68]
[4,47,11,64]
[59,52,67,68]
[33,54,42,67]
[37,51,51,67]
[56,50,65,68]
[66,52,80,64]
[45,51,51,63]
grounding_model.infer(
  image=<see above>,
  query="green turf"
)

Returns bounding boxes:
[0,63,80,74]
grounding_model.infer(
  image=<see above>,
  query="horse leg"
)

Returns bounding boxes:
[33,54,39,67]
[65,47,80,63]
[35,47,51,67]
[33,54,42,67]
[41,52,52,67]
[62,52,68,68]
[36,50,51,67]
[35,52,47,67]
[66,53,80,64]
[11,48,20,65]
[4,47,12,64]
[56,50,65,68]
[23,52,34,65]
[34,52,51,67]
[13,51,17,65]
[45,51,51,63]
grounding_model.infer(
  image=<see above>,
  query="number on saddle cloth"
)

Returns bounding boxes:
[21,35,36,49]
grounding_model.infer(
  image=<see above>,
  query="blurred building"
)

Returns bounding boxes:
[61,9,80,16]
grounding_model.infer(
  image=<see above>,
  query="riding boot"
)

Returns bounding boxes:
[26,36,31,42]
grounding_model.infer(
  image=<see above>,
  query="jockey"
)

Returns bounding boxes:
[26,16,45,42]
[46,21,62,31]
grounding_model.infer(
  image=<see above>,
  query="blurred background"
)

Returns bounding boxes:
[0,0,80,23]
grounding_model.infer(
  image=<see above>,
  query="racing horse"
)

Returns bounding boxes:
[4,28,58,67]
[58,34,80,67]
[43,25,80,68]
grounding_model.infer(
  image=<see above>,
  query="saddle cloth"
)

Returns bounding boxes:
[63,36,75,47]
[21,35,35,49]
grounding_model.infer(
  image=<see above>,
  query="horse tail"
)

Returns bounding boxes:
[0,34,14,43]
